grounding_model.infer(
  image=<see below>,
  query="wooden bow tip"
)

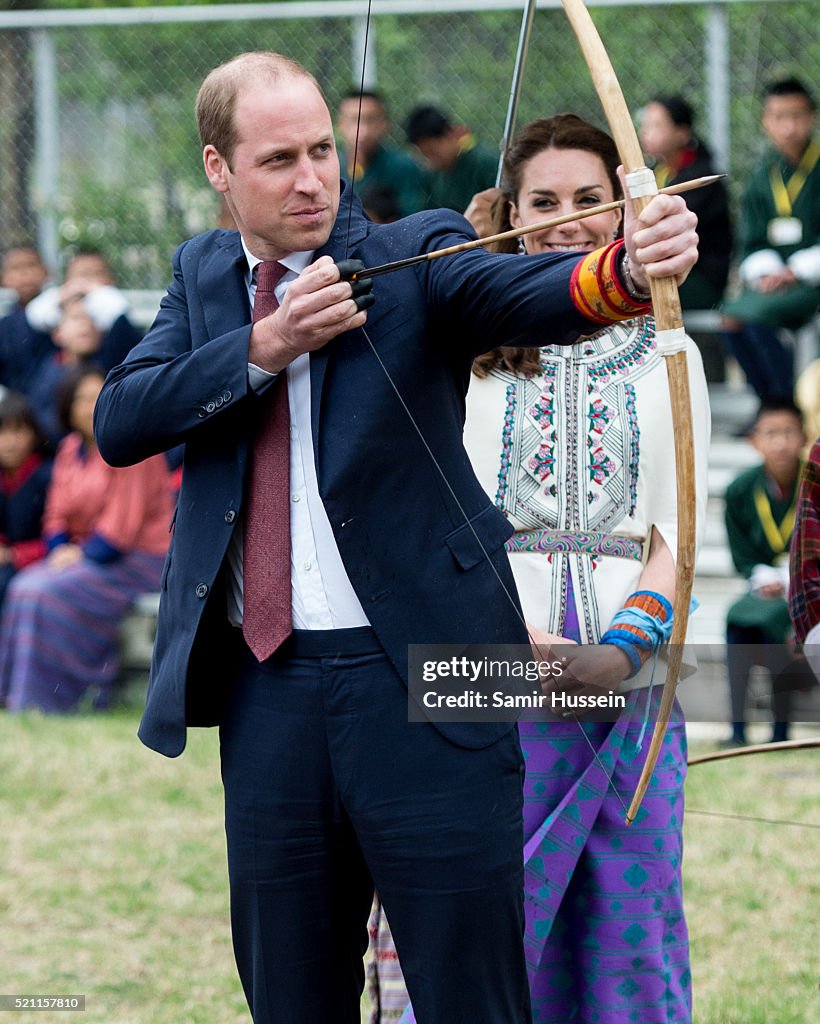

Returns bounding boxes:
[560,0,697,826]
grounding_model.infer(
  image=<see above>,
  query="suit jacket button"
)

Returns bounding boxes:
[205,401,216,414]
[197,406,207,418]
[195,583,209,598]
[215,396,224,408]
[222,390,232,402]
[225,510,236,524]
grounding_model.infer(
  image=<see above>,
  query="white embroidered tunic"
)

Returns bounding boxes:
[464,318,710,684]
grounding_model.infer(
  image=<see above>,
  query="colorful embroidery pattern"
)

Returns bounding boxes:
[588,397,614,436]
[494,381,517,509]
[505,528,644,561]
[528,445,555,482]
[589,445,616,487]
[624,383,640,515]
[526,363,558,496]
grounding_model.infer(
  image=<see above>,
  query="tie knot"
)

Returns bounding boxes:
[256,260,289,296]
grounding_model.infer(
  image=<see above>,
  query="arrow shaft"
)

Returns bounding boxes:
[354,174,724,281]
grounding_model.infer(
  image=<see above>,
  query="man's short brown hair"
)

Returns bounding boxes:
[195,51,322,168]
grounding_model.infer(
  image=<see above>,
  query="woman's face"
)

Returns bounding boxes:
[70,374,105,441]
[509,147,620,255]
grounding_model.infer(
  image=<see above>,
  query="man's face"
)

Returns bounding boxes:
[337,96,389,162]
[762,93,815,163]
[204,76,341,261]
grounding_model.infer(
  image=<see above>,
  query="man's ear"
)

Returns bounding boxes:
[203,145,229,193]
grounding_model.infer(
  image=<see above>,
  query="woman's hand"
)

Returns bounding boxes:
[526,622,577,662]
[464,187,501,239]
[620,167,699,289]
[541,645,634,714]
[556,644,633,692]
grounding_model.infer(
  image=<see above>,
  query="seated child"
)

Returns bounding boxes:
[30,293,107,445]
[724,398,810,743]
[25,249,142,370]
[0,391,52,613]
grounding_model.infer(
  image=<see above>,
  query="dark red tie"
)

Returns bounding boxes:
[243,260,292,661]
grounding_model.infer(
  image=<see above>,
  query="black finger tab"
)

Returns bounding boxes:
[354,292,377,313]
[336,259,367,281]
[350,277,373,298]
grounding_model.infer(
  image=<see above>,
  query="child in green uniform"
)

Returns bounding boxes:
[722,79,819,400]
[724,399,807,743]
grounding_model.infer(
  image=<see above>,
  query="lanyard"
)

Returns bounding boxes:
[653,164,671,190]
[769,139,820,217]
[753,482,799,554]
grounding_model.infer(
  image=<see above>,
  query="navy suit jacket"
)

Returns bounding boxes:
[95,189,593,757]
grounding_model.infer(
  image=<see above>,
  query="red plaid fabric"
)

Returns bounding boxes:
[790,439,820,643]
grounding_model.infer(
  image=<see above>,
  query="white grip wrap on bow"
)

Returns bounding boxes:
[625,167,659,199]
[655,326,689,355]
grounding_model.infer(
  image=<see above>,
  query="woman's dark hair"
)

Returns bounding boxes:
[0,390,48,454]
[56,362,106,437]
[474,114,620,378]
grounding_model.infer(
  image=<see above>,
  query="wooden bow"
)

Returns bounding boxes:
[560,0,697,824]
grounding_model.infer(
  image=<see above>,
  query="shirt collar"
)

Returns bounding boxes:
[241,237,313,285]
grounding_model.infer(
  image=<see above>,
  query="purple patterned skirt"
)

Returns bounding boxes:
[0,551,164,713]
[370,692,691,1024]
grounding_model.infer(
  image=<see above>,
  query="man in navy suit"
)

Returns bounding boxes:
[95,52,698,1024]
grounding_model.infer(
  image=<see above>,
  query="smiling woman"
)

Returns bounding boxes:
[367,114,711,1024]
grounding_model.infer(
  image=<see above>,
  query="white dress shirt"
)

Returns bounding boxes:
[225,241,370,630]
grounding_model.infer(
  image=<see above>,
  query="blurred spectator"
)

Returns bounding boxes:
[0,364,173,713]
[0,245,57,397]
[337,90,426,218]
[1,245,49,308]
[405,104,498,213]
[0,392,51,612]
[722,78,819,400]
[30,295,108,446]
[724,398,807,744]
[25,248,143,372]
[640,96,733,310]
[790,437,820,679]
[359,183,402,224]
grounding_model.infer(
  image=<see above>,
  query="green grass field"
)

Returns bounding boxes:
[0,710,817,1023]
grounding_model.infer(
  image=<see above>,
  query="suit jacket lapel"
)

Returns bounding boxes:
[199,231,252,477]
[200,232,250,341]
[309,185,370,452]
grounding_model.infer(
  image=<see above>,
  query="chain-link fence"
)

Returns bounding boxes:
[0,0,816,288]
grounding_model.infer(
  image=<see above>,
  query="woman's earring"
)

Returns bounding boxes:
[517,238,527,254]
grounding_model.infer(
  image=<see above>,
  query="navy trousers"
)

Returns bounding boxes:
[220,627,531,1023]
